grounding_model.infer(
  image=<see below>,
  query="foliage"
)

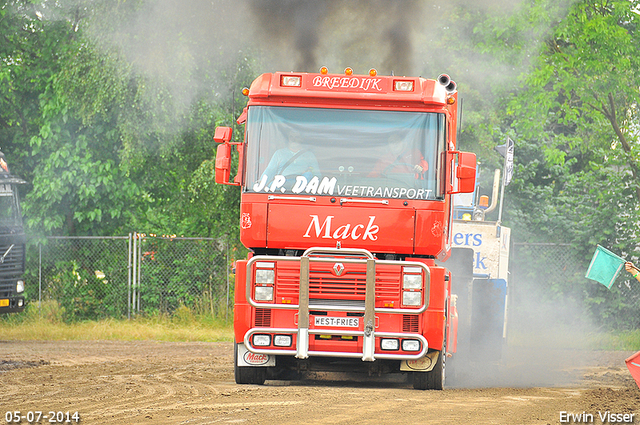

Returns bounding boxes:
[3,0,640,330]
[0,0,256,241]
[503,0,640,248]
[490,0,640,330]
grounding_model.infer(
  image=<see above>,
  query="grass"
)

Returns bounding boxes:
[2,302,639,350]
[588,330,640,351]
[0,302,234,342]
[507,324,640,351]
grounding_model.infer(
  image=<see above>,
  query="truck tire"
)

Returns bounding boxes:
[413,335,446,390]
[234,342,266,385]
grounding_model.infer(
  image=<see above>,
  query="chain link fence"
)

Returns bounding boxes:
[24,235,233,321]
[510,243,640,331]
[21,237,640,329]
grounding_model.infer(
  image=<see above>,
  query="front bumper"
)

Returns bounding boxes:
[0,296,25,313]
[244,247,431,362]
[244,327,429,361]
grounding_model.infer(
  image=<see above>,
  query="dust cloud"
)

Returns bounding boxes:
[449,260,598,389]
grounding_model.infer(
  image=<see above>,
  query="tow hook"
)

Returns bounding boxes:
[364,320,374,337]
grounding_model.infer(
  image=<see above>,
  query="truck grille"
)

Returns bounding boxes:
[276,262,401,305]
[403,314,419,332]
[0,242,25,279]
[0,280,16,298]
[254,308,271,327]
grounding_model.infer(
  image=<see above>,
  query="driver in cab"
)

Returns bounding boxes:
[368,134,428,180]
[259,130,320,187]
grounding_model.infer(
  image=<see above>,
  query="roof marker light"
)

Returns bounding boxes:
[394,80,414,91]
[345,67,353,76]
[369,68,377,77]
[241,87,249,96]
[320,66,329,75]
[281,75,301,87]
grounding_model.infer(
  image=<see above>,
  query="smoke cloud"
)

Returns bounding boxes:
[89,0,576,108]
[247,0,423,75]
[88,0,576,126]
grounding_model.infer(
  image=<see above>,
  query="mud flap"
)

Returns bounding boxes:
[470,278,507,361]
[445,248,474,355]
[236,343,276,367]
[400,351,439,372]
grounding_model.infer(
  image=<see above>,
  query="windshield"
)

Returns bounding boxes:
[244,106,446,200]
[0,183,22,228]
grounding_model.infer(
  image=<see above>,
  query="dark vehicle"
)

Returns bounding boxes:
[0,151,27,313]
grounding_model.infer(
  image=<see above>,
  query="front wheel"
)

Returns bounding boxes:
[234,342,266,385]
[413,337,446,390]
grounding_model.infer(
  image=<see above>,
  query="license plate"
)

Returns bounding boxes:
[314,316,360,328]
[0,299,9,307]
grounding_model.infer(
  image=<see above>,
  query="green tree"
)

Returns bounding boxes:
[489,0,640,328]
[0,0,142,235]
[0,0,255,238]
[503,0,640,246]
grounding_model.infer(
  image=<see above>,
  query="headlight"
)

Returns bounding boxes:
[403,274,422,290]
[403,291,421,306]
[380,338,399,351]
[274,335,292,347]
[402,339,421,352]
[253,334,271,346]
[16,280,24,293]
[256,269,275,284]
[254,286,274,301]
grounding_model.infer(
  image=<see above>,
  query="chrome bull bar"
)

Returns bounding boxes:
[244,328,429,360]
[245,247,431,362]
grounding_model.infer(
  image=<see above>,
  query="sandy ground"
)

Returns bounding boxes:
[0,340,638,425]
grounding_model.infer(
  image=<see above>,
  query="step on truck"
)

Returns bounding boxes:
[0,151,27,313]
[214,68,476,389]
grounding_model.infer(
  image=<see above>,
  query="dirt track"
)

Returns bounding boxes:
[0,340,638,425]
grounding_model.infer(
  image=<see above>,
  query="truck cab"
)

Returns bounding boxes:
[0,152,27,313]
[216,69,476,389]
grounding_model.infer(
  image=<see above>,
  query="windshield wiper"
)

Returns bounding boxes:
[1,244,14,264]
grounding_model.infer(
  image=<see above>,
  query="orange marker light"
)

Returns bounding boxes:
[447,96,456,105]
[320,66,329,75]
[369,68,377,77]
[345,67,353,76]
[241,87,250,96]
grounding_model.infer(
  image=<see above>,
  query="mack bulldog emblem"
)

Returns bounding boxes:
[240,213,252,229]
[243,351,270,365]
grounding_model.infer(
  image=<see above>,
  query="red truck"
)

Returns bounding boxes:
[214,68,476,389]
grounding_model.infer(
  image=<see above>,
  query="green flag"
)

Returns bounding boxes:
[585,245,625,289]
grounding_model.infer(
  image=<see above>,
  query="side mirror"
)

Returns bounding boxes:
[450,151,476,194]
[214,126,233,143]
[215,142,232,184]
[214,126,240,185]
